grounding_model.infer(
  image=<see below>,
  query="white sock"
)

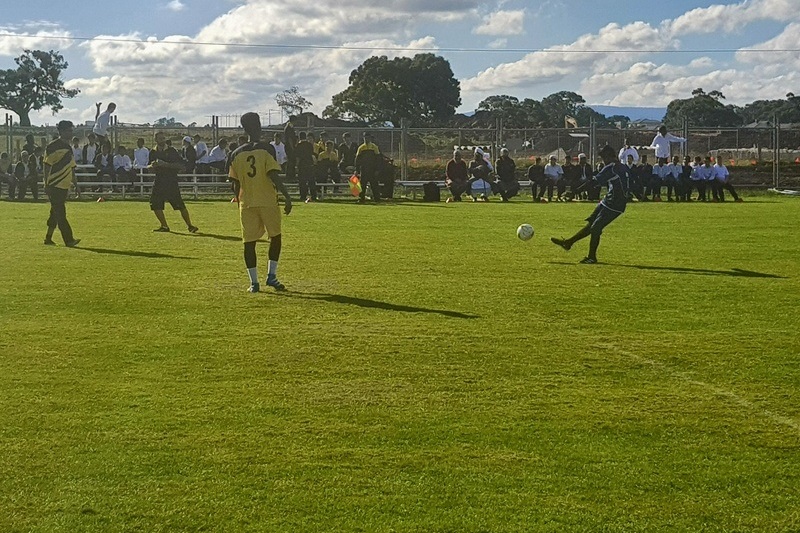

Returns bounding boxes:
[268,260,278,277]
[247,267,258,284]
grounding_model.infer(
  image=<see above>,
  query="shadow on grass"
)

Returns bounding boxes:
[275,291,480,319]
[78,247,194,259]
[172,232,247,242]
[548,261,786,279]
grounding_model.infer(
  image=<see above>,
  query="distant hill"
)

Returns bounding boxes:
[589,105,666,122]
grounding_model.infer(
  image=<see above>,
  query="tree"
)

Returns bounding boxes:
[275,86,312,117]
[324,54,460,127]
[0,49,79,127]
[540,91,586,128]
[738,93,800,124]
[154,117,176,127]
[663,88,742,129]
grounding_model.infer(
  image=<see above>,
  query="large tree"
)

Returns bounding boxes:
[738,93,800,124]
[0,49,79,126]
[663,88,742,129]
[275,86,313,117]
[324,53,460,127]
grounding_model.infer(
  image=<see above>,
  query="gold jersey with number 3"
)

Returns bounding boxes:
[228,143,282,209]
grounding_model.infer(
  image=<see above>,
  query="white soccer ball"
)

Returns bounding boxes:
[517,223,534,241]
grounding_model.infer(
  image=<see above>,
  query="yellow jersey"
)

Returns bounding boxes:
[43,138,76,189]
[317,149,339,163]
[228,142,282,208]
[357,142,381,156]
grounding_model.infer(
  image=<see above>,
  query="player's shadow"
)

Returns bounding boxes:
[549,261,786,279]
[78,247,193,259]
[173,232,245,242]
[276,291,480,319]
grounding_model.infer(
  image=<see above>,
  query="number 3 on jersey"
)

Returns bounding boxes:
[246,155,257,178]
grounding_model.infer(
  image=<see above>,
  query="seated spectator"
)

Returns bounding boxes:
[208,139,228,173]
[467,150,492,201]
[114,145,135,186]
[542,155,563,202]
[493,148,519,201]
[527,157,545,201]
[133,137,150,170]
[445,149,468,202]
[9,151,28,200]
[0,152,12,198]
[316,140,340,183]
[576,153,593,201]
[338,132,357,173]
[713,158,742,202]
[16,151,41,201]
[93,142,115,192]
[181,136,197,173]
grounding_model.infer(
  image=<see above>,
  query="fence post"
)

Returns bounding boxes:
[5,114,11,154]
[400,119,408,181]
[682,117,689,157]
[773,114,780,188]
[589,118,596,168]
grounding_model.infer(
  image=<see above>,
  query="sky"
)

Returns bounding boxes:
[1,0,799,127]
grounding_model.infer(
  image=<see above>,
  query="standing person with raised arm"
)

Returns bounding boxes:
[93,102,116,146]
[650,125,685,165]
[228,112,293,293]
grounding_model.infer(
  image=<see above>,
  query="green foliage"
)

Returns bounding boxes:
[1,198,799,531]
[324,54,460,127]
[739,93,800,124]
[0,49,79,127]
[664,88,742,129]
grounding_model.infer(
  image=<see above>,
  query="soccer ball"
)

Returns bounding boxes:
[516,223,534,241]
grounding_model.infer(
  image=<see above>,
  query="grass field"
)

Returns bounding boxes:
[1,194,799,532]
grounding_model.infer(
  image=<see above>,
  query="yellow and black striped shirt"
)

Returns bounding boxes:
[43,138,76,189]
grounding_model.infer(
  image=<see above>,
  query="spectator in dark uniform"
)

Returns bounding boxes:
[637,154,653,201]
[563,154,580,200]
[181,136,197,173]
[467,150,491,201]
[338,132,357,174]
[493,148,519,201]
[295,131,317,202]
[445,149,469,202]
[283,119,297,182]
[576,153,593,201]
[527,157,545,201]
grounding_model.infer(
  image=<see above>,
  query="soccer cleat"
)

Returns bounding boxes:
[188,225,199,233]
[579,257,598,264]
[265,275,286,291]
[550,237,572,251]
[44,239,56,246]
[65,239,81,248]
[247,283,260,293]
[153,226,170,232]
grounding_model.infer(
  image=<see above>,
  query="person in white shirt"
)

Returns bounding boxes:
[542,155,564,202]
[704,156,720,201]
[618,139,639,164]
[713,158,741,202]
[194,134,210,176]
[665,155,683,201]
[651,158,671,201]
[113,145,135,187]
[207,138,228,173]
[92,102,116,144]
[650,125,686,161]
[271,133,288,171]
[71,137,83,165]
[82,133,99,165]
[133,137,150,170]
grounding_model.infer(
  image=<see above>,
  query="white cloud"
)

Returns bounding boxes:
[0,24,74,56]
[473,10,525,36]
[664,0,800,37]
[165,0,186,12]
[487,39,508,49]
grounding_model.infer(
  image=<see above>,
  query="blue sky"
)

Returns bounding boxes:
[1,0,799,126]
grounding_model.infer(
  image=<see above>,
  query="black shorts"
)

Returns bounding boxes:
[150,179,185,211]
[586,203,621,234]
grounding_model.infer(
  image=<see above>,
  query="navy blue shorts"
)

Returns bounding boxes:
[586,203,621,234]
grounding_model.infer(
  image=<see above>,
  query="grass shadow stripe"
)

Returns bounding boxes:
[77,247,195,259]
[275,291,480,319]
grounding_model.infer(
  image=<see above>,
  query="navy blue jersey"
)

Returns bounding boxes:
[594,162,630,213]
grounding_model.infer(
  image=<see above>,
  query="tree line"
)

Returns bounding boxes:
[2,49,799,129]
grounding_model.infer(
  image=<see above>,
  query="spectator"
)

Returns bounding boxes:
[467,150,491,201]
[114,145,135,187]
[618,139,639,164]
[690,156,708,201]
[0,152,12,198]
[651,157,670,201]
[338,132,357,173]
[527,157,545,202]
[493,148,519,201]
[355,132,382,203]
[133,137,150,170]
[271,133,287,171]
[666,155,682,201]
[17,152,40,200]
[316,140,340,183]
[638,154,653,201]
[445,149,469,202]
[93,102,116,145]
[71,137,82,165]
[562,155,579,201]
[82,133,99,165]
[208,139,229,173]
[194,134,210,175]
[283,119,297,182]
[22,134,36,156]
[576,153,593,201]
[680,155,694,201]
[295,131,317,202]
[181,136,197,173]
[93,142,115,192]
[315,132,327,157]
[542,155,563,202]
[713,158,742,202]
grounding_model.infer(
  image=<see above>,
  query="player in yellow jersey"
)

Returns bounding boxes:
[43,120,81,247]
[228,112,293,293]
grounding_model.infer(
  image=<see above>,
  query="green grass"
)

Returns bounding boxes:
[1,195,799,532]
